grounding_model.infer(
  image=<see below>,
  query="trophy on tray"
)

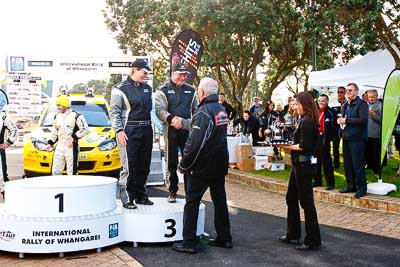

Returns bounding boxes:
[267,121,294,145]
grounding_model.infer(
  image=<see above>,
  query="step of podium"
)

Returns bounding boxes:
[0,176,205,254]
[147,171,164,185]
[5,176,117,217]
[148,146,165,185]
[150,159,162,172]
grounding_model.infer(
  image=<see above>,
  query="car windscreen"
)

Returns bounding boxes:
[41,102,111,127]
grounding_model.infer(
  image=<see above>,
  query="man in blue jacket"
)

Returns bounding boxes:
[337,83,369,198]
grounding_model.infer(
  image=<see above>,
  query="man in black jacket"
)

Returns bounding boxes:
[337,83,369,198]
[172,77,232,254]
[218,93,237,120]
[155,63,197,203]
[331,87,346,168]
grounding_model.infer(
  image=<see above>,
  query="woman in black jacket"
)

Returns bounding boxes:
[258,100,279,140]
[276,91,321,251]
[233,110,259,145]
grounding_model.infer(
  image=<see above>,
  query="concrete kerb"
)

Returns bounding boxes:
[227,169,400,214]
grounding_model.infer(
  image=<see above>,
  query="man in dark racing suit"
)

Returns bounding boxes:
[110,59,154,209]
[155,63,197,203]
[172,77,232,254]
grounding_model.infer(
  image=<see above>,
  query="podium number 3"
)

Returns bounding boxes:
[55,193,64,213]
[164,219,176,238]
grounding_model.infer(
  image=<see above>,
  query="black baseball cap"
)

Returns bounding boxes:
[132,59,152,73]
[172,62,189,73]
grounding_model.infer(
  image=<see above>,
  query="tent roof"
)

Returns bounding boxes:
[309,48,395,89]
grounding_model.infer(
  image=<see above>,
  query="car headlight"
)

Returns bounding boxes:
[98,139,117,151]
[32,138,52,152]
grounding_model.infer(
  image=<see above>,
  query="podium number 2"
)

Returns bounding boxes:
[164,219,176,238]
[55,193,64,213]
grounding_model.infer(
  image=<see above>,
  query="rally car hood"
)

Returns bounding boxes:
[29,126,116,147]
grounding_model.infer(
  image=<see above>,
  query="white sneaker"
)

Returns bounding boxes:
[168,193,177,203]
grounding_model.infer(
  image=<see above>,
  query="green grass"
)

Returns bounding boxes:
[247,155,400,198]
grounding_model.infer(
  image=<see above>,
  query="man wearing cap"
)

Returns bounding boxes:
[46,95,89,176]
[155,62,197,203]
[110,59,154,209]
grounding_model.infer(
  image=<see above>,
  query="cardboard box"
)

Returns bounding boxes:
[236,144,253,159]
[253,146,274,156]
[255,155,269,170]
[237,158,256,171]
[265,161,285,171]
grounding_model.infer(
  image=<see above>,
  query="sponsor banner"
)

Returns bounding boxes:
[170,30,204,85]
[28,61,53,67]
[6,56,152,80]
[0,216,123,253]
[381,69,400,163]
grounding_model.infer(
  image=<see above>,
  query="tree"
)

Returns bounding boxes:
[71,80,107,95]
[104,0,275,112]
[315,0,400,67]
[105,74,123,103]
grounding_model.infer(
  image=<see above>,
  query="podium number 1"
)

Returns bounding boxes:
[55,193,64,213]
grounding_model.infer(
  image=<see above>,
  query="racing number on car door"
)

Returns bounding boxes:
[164,219,176,238]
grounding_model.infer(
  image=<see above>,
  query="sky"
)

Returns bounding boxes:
[0,0,126,65]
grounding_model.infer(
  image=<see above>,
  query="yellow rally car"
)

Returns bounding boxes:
[23,94,121,177]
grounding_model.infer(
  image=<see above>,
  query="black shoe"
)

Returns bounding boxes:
[278,235,300,245]
[339,188,356,193]
[354,192,366,198]
[313,183,322,188]
[135,197,154,205]
[123,202,137,209]
[325,185,335,190]
[296,244,320,251]
[208,238,233,248]
[172,242,197,253]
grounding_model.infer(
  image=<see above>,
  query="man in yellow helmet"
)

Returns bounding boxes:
[46,95,89,175]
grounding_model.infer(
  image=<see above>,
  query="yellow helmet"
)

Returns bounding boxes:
[56,95,70,108]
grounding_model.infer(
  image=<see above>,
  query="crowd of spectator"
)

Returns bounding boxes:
[222,83,400,198]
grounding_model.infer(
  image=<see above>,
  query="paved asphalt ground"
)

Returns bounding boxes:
[122,188,400,267]
[5,148,400,266]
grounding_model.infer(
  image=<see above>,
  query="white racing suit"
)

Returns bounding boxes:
[48,110,89,175]
[0,115,18,193]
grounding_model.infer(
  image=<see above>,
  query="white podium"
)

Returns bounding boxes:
[0,176,205,256]
[5,176,116,217]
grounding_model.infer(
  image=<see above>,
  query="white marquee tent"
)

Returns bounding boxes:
[309,48,396,93]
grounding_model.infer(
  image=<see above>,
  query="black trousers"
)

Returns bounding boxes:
[167,128,189,194]
[315,135,335,187]
[343,140,367,194]
[183,174,231,245]
[332,137,341,167]
[366,137,382,174]
[1,150,8,182]
[396,135,400,153]
[286,161,321,246]
[125,125,153,200]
